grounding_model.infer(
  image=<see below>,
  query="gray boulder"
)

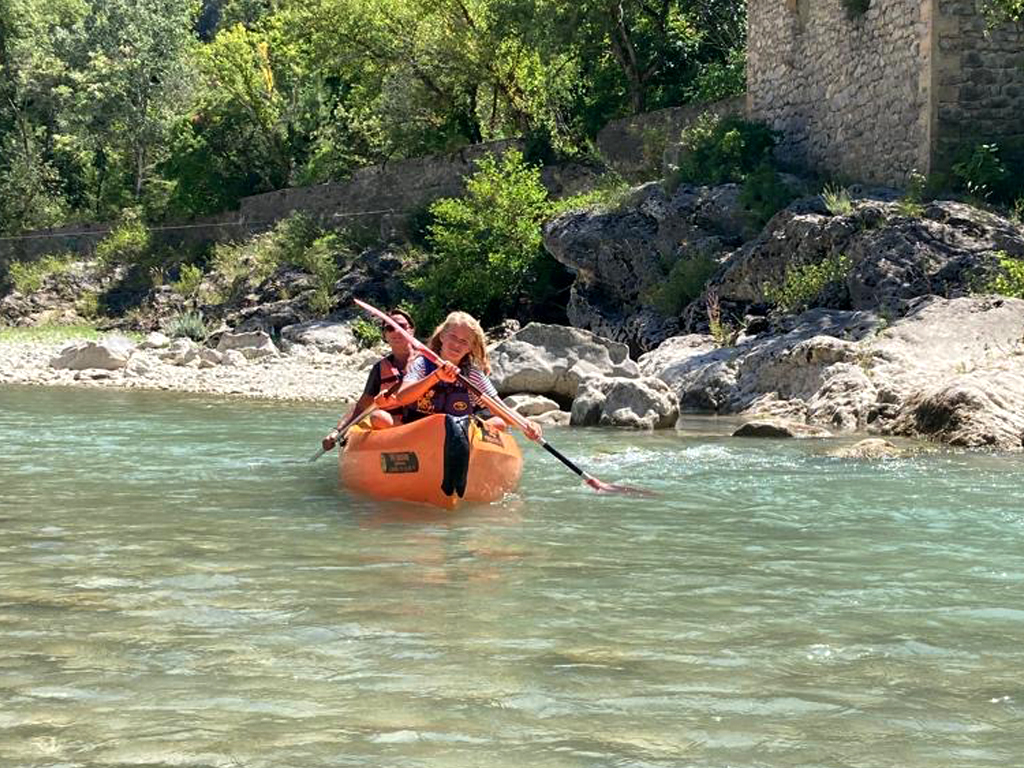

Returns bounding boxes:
[706,199,1024,320]
[826,438,906,459]
[281,320,359,355]
[570,375,679,429]
[876,296,1024,448]
[139,331,171,350]
[503,394,562,417]
[217,330,278,360]
[732,419,832,438]
[543,182,750,353]
[642,296,1024,450]
[489,323,638,399]
[159,338,200,366]
[50,335,135,371]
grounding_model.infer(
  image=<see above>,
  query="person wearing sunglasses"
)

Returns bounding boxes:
[321,308,417,451]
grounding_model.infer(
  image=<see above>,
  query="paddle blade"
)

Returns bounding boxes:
[584,475,658,497]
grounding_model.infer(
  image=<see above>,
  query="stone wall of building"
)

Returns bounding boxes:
[747,0,931,186]
[932,0,1024,174]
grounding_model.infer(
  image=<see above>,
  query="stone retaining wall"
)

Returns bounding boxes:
[0,138,601,272]
[596,96,745,181]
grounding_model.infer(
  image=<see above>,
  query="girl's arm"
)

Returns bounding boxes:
[379,359,459,408]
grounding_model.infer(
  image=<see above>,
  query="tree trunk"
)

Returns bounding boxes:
[606,1,646,114]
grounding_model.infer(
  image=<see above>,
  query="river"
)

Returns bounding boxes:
[2,385,1022,767]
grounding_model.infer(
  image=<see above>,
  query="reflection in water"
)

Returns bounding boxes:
[1,386,1023,767]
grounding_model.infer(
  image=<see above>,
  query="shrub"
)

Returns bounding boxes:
[172,263,204,299]
[670,114,780,187]
[296,234,341,316]
[896,169,927,218]
[1012,197,1024,224]
[551,173,633,215]
[952,143,1007,201]
[821,184,854,215]
[740,163,798,225]
[763,253,853,313]
[207,213,342,306]
[986,252,1024,298]
[9,252,74,294]
[413,149,552,330]
[165,310,208,342]
[352,317,383,348]
[705,289,739,346]
[646,252,719,316]
[76,291,101,319]
[95,212,152,268]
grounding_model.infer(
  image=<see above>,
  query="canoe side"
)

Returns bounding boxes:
[339,414,522,508]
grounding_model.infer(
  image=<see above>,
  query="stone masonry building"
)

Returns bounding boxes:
[747,0,1024,186]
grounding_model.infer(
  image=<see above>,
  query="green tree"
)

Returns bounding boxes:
[60,0,200,215]
[414,149,554,328]
[0,0,82,231]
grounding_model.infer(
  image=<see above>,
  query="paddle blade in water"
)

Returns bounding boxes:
[583,475,658,496]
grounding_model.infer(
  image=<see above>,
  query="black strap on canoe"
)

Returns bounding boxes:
[441,415,471,498]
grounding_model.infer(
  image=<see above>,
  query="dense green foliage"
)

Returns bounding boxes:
[986,252,1024,299]
[0,0,746,233]
[206,212,342,307]
[352,317,384,348]
[646,252,718,316]
[762,254,853,313]
[94,214,153,268]
[983,0,1023,23]
[8,252,75,294]
[739,162,797,226]
[413,150,558,329]
[669,113,780,187]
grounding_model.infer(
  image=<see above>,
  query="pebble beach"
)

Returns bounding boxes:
[0,335,370,404]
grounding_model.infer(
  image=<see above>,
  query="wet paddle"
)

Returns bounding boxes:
[309,403,378,462]
[354,298,655,496]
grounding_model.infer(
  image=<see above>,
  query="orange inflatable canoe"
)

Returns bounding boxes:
[339,413,523,509]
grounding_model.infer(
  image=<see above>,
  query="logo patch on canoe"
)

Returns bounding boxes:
[475,422,504,446]
[452,400,469,412]
[381,451,419,473]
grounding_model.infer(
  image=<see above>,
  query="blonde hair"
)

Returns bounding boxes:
[428,311,491,374]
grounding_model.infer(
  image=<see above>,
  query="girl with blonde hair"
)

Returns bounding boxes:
[381,311,541,439]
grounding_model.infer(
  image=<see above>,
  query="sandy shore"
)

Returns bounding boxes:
[0,337,371,404]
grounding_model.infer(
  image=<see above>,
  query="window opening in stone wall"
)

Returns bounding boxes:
[841,0,870,19]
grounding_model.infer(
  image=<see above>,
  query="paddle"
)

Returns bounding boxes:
[308,402,378,462]
[354,298,655,496]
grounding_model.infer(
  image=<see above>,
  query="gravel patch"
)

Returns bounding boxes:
[0,338,372,404]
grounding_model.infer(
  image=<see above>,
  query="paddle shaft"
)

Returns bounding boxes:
[309,403,378,462]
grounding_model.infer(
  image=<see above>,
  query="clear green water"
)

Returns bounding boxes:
[2,385,1023,768]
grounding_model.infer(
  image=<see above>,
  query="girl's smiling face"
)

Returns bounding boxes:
[440,323,473,363]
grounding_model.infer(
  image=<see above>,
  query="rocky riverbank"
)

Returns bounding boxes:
[0,329,371,404]
[3,185,1024,451]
